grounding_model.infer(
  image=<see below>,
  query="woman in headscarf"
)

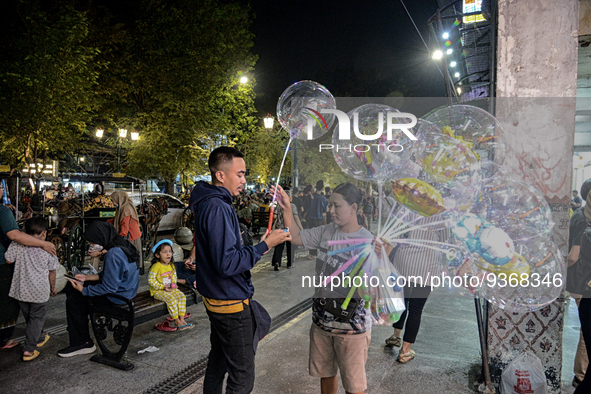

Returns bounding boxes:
[58,222,139,358]
[109,191,142,269]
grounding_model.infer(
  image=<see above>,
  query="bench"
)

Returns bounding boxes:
[251,210,270,234]
[89,284,201,370]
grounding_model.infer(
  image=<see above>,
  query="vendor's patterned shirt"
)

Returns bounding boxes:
[300,222,373,335]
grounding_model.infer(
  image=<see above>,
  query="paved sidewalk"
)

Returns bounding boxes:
[0,239,581,393]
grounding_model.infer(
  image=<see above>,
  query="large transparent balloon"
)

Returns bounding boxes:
[444,201,562,313]
[392,131,482,219]
[276,80,337,140]
[479,159,508,184]
[476,178,554,247]
[423,105,507,173]
[477,242,565,313]
[332,104,422,183]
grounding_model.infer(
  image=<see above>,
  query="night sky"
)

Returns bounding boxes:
[248,0,446,115]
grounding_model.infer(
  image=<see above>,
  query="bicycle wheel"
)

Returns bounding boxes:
[67,224,85,270]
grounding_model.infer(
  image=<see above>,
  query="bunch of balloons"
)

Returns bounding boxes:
[275,80,564,318]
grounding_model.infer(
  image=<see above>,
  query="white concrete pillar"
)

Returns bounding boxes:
[487,1,579,392]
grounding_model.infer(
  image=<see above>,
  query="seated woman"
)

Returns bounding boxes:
[58,222,140,358]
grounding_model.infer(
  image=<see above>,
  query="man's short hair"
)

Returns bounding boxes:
[573,190,578,194]
[581,180,591,201]
[25,216,47,235]
[315,180,324,191]
[208,147,244,176]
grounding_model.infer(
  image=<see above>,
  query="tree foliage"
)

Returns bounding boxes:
[110,0,258,189]
[296,133,350,189]
[0,1,100,171]
[0,0,259,190]
[243,128,291,185]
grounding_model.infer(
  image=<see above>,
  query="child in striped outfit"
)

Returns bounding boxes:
[149,240,193,331]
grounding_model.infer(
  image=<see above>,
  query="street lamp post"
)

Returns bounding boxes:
[95,128,139,174]
[117,129,127,173]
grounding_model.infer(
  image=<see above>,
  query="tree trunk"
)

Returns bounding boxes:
[164,177,175,195]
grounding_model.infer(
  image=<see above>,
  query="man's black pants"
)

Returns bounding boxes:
[204,305,256,394]
[272,241,292,267]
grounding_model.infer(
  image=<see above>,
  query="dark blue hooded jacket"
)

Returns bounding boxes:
[189,181,268,300]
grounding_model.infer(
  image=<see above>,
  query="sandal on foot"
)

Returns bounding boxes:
[37,333,50,348]
[167,313,191,322]
[1,340,19,350]
[155,321,177,332]
[398,349,416,363]
[178,323,194,331]
[385,335,402,347]
[23,350,40,361]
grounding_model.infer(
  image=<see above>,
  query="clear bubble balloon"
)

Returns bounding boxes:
[476,178,554,247]
[332,104,419,184]
[478,242,565,313]
[479,159,507,184]
[276,80,337,140]
[423,105,507,176]
[403,131,482,219]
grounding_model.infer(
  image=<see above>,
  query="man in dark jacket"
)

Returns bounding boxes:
[189,146,291,393]
[568,179,591,388]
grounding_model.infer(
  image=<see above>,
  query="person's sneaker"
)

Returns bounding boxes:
[57,342,96,358]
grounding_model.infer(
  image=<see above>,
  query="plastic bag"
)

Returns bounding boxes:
[360,246,406,326]
[72,265,98,276]
[501,353,548,394]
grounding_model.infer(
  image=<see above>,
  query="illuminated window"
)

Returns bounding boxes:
[463,0,485,24]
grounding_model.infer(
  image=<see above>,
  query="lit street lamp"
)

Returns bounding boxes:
[240,76,248,84]
[264,114,274,129]
[95,128,139,173]
[432,50,443,60]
